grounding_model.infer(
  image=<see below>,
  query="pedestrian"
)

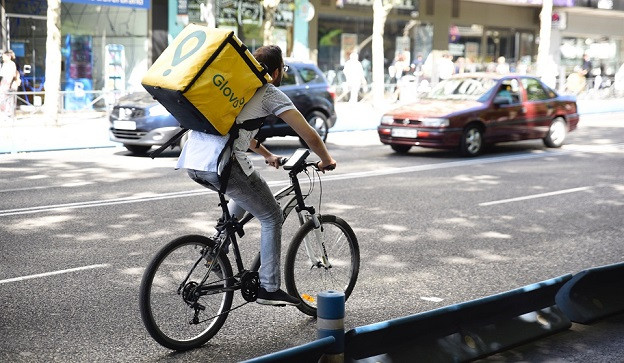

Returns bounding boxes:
[175,45,337,306]
[361,53,372,84]
[581,54,592,80]
[437,52,455,80]
[496,56,510,74]
[343,51,365,103]
[0,50,18,120]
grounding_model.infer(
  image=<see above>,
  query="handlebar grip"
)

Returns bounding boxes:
[316,161,335,171]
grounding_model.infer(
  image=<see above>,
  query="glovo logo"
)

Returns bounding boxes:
[213,74,245,109]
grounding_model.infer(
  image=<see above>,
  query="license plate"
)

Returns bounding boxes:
[113,120,137,130]
[391,128,418,138]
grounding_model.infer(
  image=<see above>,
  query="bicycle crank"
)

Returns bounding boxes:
[240,271,259,302]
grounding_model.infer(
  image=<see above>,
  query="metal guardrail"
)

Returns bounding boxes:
[245,262,624,362]
[7,89,127,116]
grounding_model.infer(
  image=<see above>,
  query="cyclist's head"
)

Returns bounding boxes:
[253,45,284,87]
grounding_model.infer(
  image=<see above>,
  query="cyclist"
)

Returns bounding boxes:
[176,45,337,306]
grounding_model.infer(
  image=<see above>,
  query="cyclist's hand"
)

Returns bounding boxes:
[265,154,282,169]
[317,159,337,173]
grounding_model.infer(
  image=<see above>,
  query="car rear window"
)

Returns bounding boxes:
[297,67,325,84]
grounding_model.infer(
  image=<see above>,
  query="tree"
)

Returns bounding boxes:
[44,0,62,124]
[536,0,552,81]
[371,0,400,107]
[262,0,281,45]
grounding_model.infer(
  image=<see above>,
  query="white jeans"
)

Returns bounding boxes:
[187,162,283,292]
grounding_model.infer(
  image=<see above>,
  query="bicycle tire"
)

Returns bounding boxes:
[139,235,234,350]
[284,215,360,316]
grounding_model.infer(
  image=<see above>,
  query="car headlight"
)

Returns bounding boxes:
[421,118,449,127]
[147,104,169,117]
[380,115,395,125]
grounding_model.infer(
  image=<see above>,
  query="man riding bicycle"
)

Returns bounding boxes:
[176,45,337,306]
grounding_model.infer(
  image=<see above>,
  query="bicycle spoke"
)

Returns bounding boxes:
[140,236,234,350]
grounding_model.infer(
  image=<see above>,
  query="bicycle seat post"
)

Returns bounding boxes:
[216,192,246,274]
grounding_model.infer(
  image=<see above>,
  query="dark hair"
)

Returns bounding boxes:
[253,45,283,75]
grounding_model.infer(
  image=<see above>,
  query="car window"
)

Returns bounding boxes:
[427,77,497,100]
[493,79,522,104]
[521,78,553,101]
[281,66,297,86]
[297,66,324,84]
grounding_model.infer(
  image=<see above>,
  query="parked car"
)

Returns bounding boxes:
[378,73,579,156]
[109,59,337,155]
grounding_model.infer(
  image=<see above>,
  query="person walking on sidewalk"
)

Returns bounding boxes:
[0,50,18,121]
[176,45,337,306]
[343,52,365,103]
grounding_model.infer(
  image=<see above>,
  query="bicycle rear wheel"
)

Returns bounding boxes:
[284,215,360,316]
[139,235,234,350]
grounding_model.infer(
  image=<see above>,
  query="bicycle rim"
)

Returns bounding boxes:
[139,235,234,350]
[285,215,360,316]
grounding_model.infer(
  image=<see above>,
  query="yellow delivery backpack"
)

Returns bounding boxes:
[141,24,272,136]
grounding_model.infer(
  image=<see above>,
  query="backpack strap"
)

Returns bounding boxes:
[149,127,189,159]
[215,116,265,193]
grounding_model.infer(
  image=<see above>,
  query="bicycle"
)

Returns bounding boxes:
[139,148,360,351]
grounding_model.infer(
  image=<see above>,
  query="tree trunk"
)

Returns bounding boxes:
[371,0,389,107]
[44,0,62,124]
[536,0,552,79]
[262,0,281,45]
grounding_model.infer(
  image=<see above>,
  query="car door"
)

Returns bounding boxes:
[484,78,526,142]
[520,78,556,138]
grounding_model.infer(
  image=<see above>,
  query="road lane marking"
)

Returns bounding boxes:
[0,264,110,284]
[0,150,571,217]
[479,186,592,206]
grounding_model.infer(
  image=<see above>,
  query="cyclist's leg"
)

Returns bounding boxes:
[224,162,283,292]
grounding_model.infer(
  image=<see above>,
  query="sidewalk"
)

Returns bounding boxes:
[1,98,624,154]
[0,111,116,154]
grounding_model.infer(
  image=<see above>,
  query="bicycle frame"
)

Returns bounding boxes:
[189,155,328,302]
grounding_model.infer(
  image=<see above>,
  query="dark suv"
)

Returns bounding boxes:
[109,59,337,155]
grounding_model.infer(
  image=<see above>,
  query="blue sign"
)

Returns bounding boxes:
[62,0,151,10]
[11,43,26,57]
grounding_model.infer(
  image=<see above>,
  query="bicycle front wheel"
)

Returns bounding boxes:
[284,215,360,316]
[139,235,234,351]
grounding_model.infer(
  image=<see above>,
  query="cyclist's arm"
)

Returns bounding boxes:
[277,109,336,170]
[249,139,281,168]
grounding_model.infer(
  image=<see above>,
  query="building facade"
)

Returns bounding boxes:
[1,0,623,94]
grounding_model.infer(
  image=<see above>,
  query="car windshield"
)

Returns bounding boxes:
[424,77,498,101]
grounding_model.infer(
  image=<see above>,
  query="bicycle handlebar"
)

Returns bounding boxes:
[278,148,334,172]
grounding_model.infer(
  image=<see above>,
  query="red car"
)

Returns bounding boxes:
[378,73,579,156]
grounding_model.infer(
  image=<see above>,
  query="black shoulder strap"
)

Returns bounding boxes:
[149,128,189,159]
[215,116,265,193]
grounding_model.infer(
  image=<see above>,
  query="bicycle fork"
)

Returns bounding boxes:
[301,213,332,269]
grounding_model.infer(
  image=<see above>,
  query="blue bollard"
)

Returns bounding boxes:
[317,291,345,362]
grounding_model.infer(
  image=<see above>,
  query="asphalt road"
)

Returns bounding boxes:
[1,113,623,362]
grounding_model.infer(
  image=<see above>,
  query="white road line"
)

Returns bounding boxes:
[0,150,568,217]
[0,264,110,284]
[479,186,592,206]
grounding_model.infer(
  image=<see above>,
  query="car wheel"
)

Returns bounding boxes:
[391,145,412,154]
[543,117,567,148]
[124,144,151,155]
[299,111,329,147]
[460,125,484,157]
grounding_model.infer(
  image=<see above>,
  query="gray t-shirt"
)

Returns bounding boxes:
[176,83,295,176]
